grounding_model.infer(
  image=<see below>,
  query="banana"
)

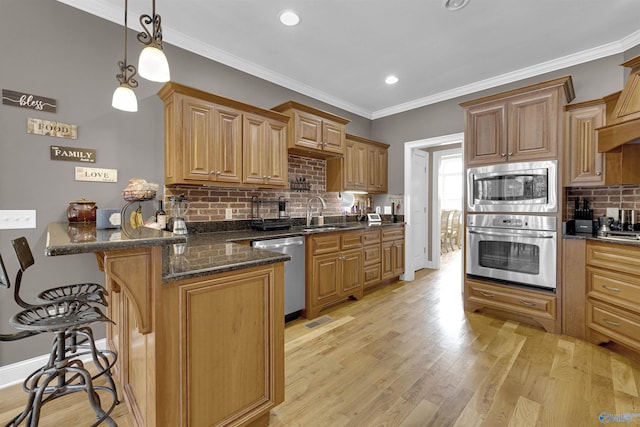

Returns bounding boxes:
[129,208,143,229]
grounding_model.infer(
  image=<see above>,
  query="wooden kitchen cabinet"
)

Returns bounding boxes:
[158,82,290,188]
[271,101,350,159]
[362,229,382,289]
[306,231,363,319]
[586,240,640,353]
[381,226,405,280]
[461,76,574,166]
[326,134,389,194]
[562,238,587,339]
[564,100,606,186]
[242,112,288,187]
[101,247,284,427]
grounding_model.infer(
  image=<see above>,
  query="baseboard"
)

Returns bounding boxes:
[0,338,106,389]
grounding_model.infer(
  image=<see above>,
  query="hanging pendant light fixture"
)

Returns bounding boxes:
[112,0,138,112]
[137,0,170,82]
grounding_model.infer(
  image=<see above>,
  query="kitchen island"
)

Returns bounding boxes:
[46,222,288,427]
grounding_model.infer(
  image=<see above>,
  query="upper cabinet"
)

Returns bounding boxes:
[158,82,290,188]
[460,76,575,166]
[326,134,389,194]
[271,101,350,159]
[564,100,606,187]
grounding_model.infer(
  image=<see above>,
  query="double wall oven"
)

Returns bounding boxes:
[465,160,558,290]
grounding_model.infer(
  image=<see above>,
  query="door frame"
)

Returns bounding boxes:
[402,132,464,281]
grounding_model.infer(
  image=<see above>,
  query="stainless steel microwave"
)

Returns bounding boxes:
[467,160,557,213]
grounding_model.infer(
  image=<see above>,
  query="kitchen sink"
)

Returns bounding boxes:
[293,224,356,233]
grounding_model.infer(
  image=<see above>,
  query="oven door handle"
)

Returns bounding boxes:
[468,229,555,239]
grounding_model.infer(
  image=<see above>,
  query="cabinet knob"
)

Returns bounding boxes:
[267,176,272,180]
[596,171,602,176]
[508,152,513,156]
[217,171,222,175]
[500,153,507,157]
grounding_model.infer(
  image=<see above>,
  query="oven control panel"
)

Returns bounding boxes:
[467,214,556,231]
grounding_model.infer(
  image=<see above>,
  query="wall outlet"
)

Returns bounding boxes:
[606,207,619,219]
[0,210,36,229]
[225,208,233,220]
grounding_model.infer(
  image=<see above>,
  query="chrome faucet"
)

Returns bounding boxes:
[306,196,327,227]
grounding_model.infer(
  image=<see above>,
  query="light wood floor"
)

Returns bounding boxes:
[3,250,640,426]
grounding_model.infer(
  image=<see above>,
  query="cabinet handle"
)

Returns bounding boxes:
[519,300,536,307]
[500,153,507,157]
[596,172,602,176]
[602,317,621,327]
[602,285,621,292]
[479,291,494,298]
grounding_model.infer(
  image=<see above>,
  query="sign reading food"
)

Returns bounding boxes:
[75,167,118,183]
[2,89,57,113]
[27,118,77,139]
[51,145,96,163]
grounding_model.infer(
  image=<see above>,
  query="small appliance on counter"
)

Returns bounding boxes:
[250,196,292,231]
[572,197,594,235]
[168,194,188,235]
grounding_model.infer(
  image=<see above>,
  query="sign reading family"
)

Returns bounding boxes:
[2,89,57,113]
[75,167,118,183]
[27,118,77,140]
[51,145,96,163]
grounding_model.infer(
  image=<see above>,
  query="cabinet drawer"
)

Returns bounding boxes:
[362,229,381,245]
[381,227,404,242]
[341,231,363,250]
[467,281,555,319]
[588,266,640,309]
[589,301,640,350]
[309,234,341,255]
[587,241,640,276]
[363,244,381,265]
[363,264,381,288]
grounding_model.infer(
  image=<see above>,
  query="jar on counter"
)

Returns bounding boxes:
[67,198,98,223]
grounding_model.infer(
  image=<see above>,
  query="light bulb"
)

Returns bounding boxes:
[112,85,138,112]
[138,46,170,82]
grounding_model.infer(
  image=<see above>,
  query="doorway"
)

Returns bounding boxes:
[402,132,464,282]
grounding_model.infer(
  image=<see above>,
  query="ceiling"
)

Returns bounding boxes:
[58,0,640,119]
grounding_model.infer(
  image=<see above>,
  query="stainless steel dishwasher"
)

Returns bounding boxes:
[252,236,305,322]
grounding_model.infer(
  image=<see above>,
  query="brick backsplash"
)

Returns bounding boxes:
[164,155,367,222]
[566,185,640,219]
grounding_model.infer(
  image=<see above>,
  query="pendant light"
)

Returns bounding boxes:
[137,0,170,82]
[112,0,138,112]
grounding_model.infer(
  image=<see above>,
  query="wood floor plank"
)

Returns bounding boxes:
[507,396,540,427]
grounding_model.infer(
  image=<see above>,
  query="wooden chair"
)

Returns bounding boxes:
[449,210,462,251]
[440,210,453,253]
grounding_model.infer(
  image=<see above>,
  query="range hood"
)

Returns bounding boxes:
[597,55,640,152]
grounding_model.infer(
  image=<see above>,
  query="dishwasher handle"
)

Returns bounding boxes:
[254,240,304,250]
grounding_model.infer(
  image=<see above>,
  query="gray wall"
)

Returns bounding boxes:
[0,0,636,367]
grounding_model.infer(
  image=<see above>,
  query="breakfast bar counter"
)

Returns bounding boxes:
[45,222,287,427]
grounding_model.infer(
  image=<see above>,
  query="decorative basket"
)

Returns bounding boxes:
[122,189,156,202]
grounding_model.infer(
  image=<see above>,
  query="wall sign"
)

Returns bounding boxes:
[75,167,118,183]
[51,145,96,163]
[3,89,57,113]
[27,118,77,139]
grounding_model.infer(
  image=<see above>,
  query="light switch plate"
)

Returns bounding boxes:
[0,210,36,229]
[225,208,233,220]
[606,207,619,219]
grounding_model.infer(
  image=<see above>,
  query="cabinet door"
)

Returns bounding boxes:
[242,114,287,187]
[381,241,394,279]
[507,89,558,162]
[310,252,341,306]
[183,98,216,181]
[393,239,405,277]
[294,111,322,150]
[354,142,368,189]
[340,249,363,297]
[565,103,606,186]
[465,102,507,166]
[213,106,243,183]
[368,145,388,193]
[343,139,358,189]
[322,120,345,155]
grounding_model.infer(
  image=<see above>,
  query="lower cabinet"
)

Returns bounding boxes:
[306,232,363,319]
[363,229,382,289]
[101,247,284,427]
[586,240,640,352]
[381,226,405,280]
[464,278,558,333]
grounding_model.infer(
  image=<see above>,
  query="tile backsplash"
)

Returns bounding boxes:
[165,155,354,222]
[566,185,640,219]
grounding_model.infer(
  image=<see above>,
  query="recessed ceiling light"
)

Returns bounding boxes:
[385,75,399,85]
[279,10,300,26]
[442,0,470,11]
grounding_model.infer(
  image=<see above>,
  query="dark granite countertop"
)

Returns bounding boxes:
[46,222,186,256]
[563,233,640,247]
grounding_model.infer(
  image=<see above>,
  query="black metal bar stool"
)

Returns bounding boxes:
[1,240,118,426]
